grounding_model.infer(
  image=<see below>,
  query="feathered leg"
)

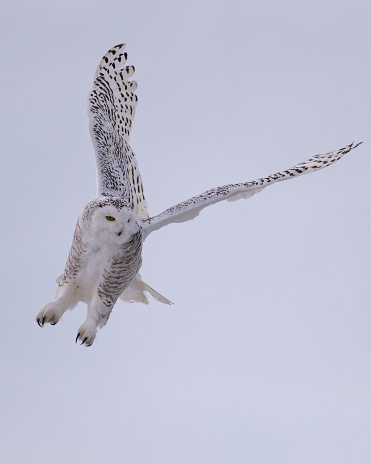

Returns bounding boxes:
[75,294,112,347]
[36,282,78,327]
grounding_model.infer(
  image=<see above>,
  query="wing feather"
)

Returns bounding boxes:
[88,44,149,218]
[141,142,362,236]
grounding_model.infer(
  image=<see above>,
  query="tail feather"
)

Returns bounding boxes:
[119,273,173,305]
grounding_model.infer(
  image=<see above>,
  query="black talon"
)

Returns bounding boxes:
[81,337,88,345]
[75,333,80,343]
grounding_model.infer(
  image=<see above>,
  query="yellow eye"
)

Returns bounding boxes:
[106,216,115,221]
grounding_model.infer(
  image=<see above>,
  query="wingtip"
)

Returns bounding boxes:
[339,141,363,155]
[350,140,363,149]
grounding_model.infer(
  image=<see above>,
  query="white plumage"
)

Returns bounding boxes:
[36,44,361,346]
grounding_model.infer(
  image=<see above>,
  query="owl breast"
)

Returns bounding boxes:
[96,229,143,308]
[60,225,143,309]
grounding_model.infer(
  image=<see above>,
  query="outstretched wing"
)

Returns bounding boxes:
[88,44,149,219]
[141,142,362,236]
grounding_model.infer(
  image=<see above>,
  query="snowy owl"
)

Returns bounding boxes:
[36,44,361,346]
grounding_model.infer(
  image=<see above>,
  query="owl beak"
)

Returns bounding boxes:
[117,230,123,237]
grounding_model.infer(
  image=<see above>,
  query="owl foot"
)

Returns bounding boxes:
[36,301,64,327]
[76,320,97,347]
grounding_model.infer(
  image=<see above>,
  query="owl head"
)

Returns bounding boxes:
[82,196,141,245]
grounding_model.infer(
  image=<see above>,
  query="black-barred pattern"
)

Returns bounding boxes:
[91,43,137,141]
[88,44,148,219]
[142,142,362,234]
[58,221,86,286]
[97,230,143,310]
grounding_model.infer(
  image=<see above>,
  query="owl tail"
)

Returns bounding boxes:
[119,273,173,305]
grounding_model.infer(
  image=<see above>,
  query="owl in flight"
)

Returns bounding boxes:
[36,44,361,346]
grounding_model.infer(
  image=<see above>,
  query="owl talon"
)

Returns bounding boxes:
[76,321,97,347]
[75,334,90,346]
[36,301,64,327]
[36,315,46,327]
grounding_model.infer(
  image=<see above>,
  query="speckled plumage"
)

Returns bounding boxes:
[37,44,361,346]
[89,44,148,218]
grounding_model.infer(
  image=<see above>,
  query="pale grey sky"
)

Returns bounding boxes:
[1,1,370,463]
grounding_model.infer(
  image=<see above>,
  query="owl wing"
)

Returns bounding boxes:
[88,44,149,219]
[141,142,362,236]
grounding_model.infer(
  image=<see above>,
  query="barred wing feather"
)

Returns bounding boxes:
[88,44,148,219]
[141,142,361,236]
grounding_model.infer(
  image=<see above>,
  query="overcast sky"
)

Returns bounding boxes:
[1,1,370,463]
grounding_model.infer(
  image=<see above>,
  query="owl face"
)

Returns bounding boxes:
[88,203,141,246]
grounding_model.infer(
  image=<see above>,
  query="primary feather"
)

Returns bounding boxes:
[88,44,148,219]
[141,142,361,236]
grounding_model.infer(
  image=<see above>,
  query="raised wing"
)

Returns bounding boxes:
[141,142,362,236]
[88,44,149,219]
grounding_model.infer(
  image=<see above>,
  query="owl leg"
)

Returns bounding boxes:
[36,282,78,327]
[76,296,112,347]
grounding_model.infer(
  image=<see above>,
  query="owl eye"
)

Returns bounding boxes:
[106,216,116,221]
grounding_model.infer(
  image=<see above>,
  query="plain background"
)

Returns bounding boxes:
[1,1,370,463]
